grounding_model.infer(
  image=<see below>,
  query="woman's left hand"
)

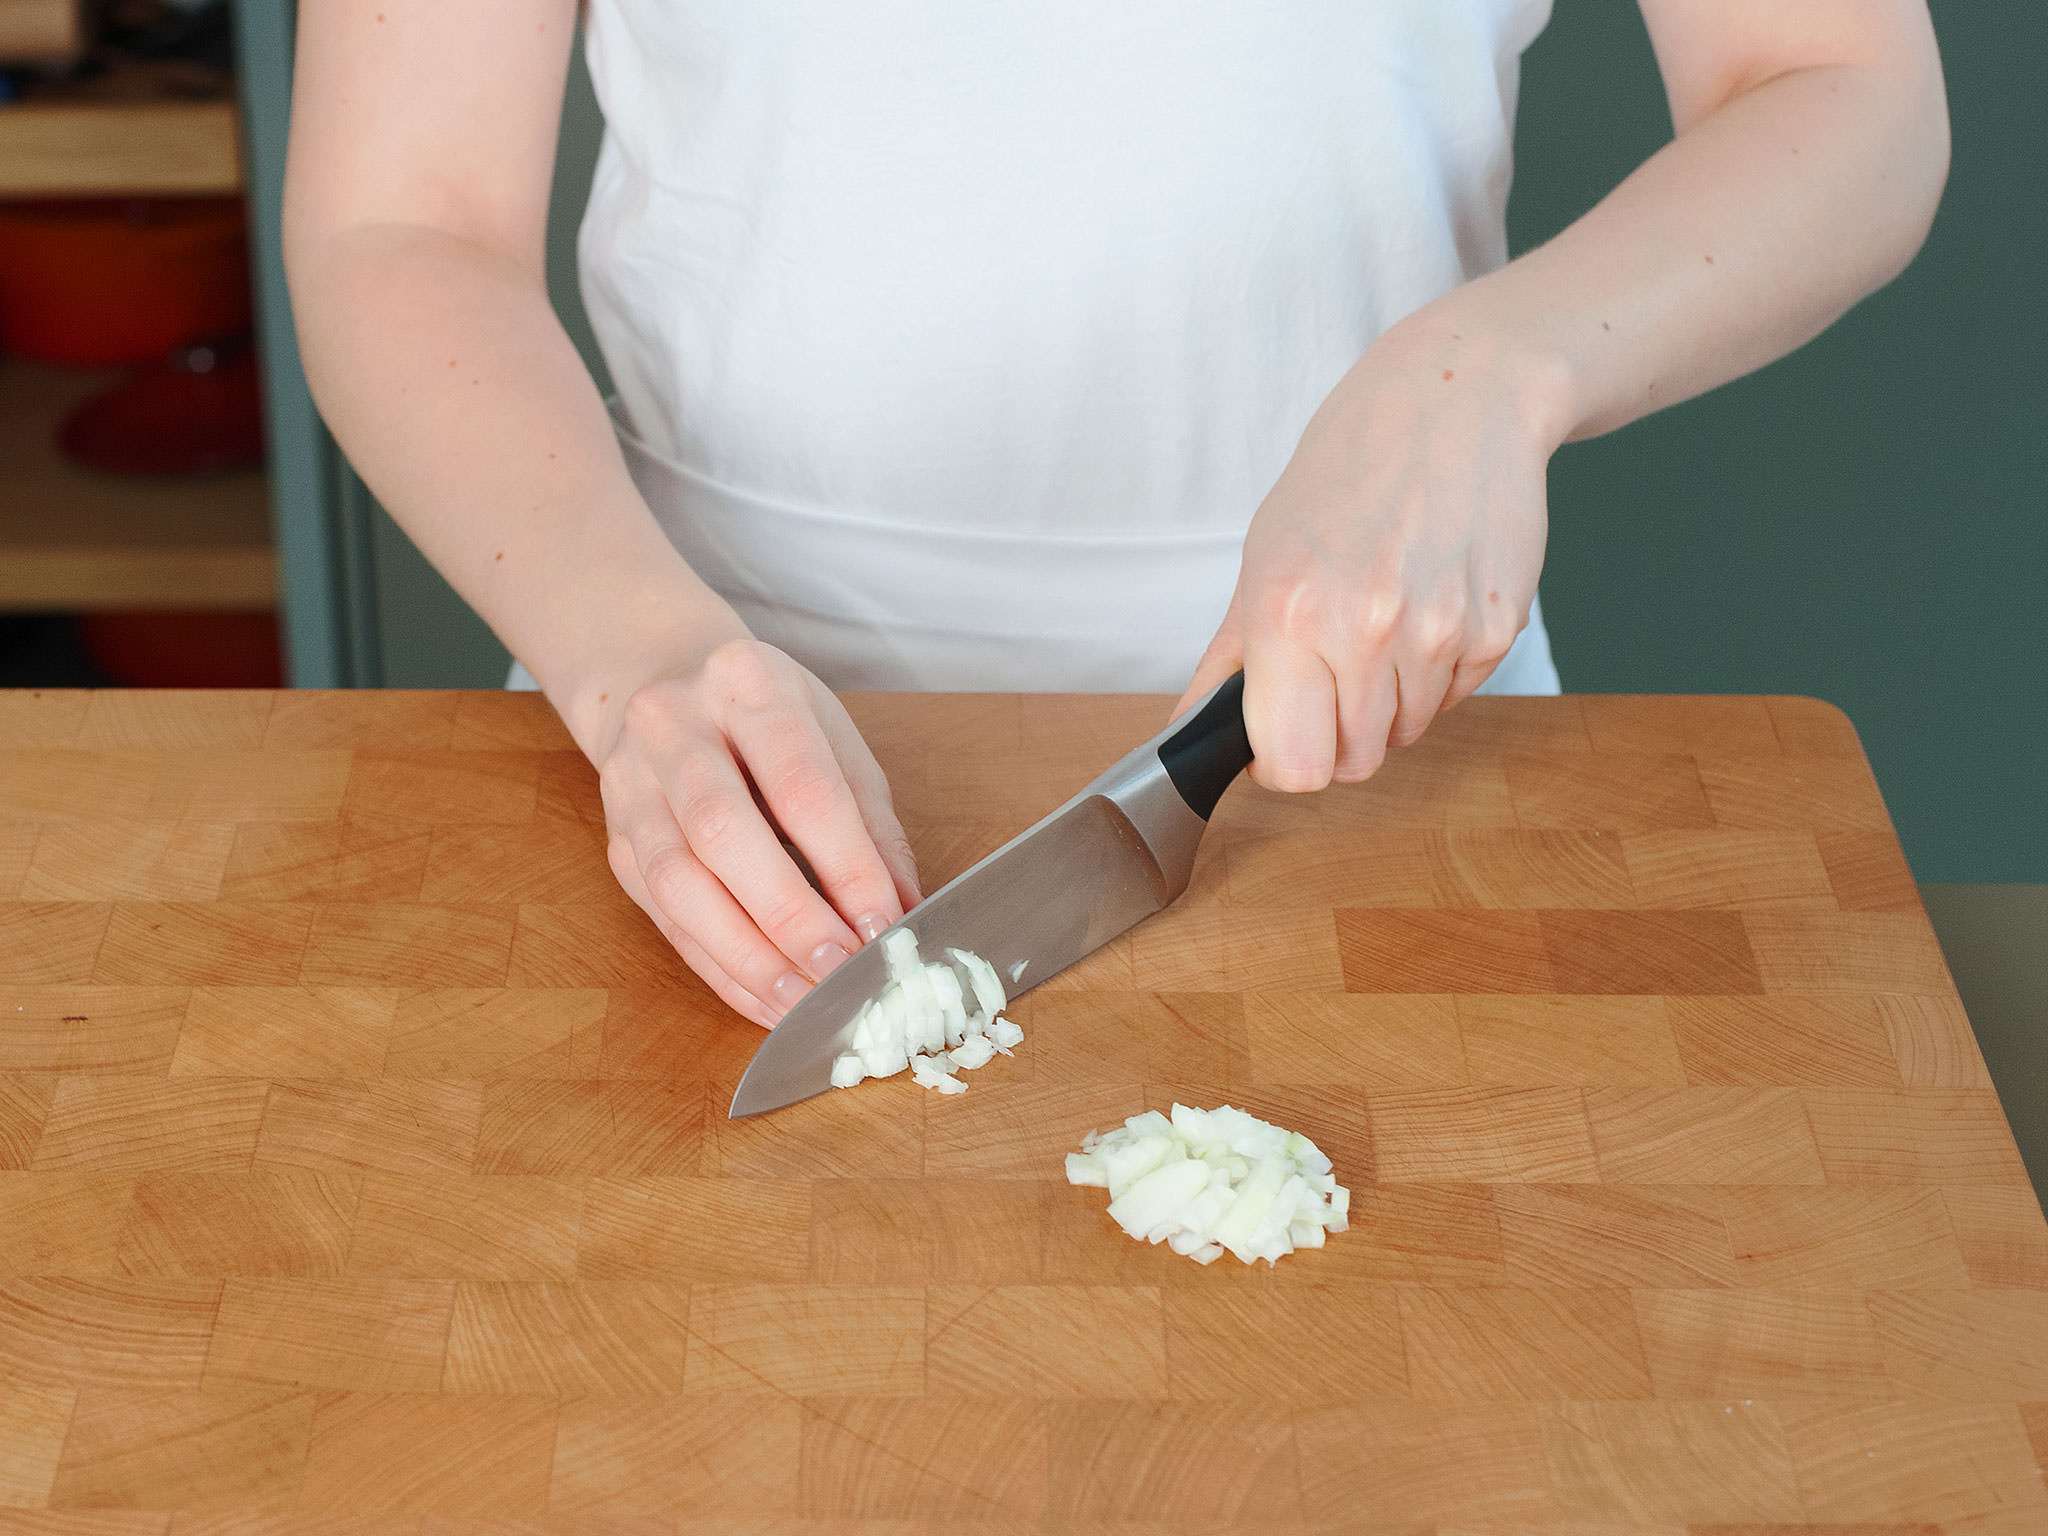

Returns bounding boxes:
[1177,322,1568,790]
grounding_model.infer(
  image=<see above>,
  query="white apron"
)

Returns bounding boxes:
[516,0,1562,695]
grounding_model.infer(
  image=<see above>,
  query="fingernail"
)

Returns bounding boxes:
[808,941,850,979]
[855,913,889,943]
[771,972,811,1010]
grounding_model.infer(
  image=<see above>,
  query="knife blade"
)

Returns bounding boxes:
[727,671,1254,1118]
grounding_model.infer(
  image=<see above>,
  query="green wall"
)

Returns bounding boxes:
[371,4,2043,880]
[1511,0,2045,881]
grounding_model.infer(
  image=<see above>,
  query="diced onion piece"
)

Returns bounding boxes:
[1065,1102,1348,1268]
[1209,1153,1288,1255]
[829,928,1023,1097]
[1106,1159,1211,1241]
[858,1042,908,1080]
[948,947,1008,1021]
[909,1054,956,1089]
[909,1052,968,1094]
[949,1035,996,1071]
[1101,1133,1176,1197]
[1170,1103,1212,1141]
[893,960,942,1055]
[928,965,969,1048]
[1064,1151,1109,1187]
[880,928,921,983]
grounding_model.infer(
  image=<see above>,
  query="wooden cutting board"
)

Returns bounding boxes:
[2,686,2044,1529]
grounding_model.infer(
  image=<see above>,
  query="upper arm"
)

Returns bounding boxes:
[1636,0,1946,135]
[285,0,579,275]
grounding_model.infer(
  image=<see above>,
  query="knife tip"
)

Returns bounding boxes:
[726,1075,817,1120]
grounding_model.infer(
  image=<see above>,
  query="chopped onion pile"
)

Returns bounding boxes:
[829,928,1023,1095]
[1065,1104,1349,1266]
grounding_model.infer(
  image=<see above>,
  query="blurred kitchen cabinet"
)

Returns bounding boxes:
[0,99,240,195]
[0,0,86,62]
[0,5,268,621]
[0,354,272,609]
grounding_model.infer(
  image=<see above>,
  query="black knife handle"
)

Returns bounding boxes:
[1158,670,1254,821]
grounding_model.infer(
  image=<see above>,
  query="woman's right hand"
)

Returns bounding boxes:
[594,637,922,1027]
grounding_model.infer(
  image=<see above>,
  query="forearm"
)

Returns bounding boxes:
[287,222,746,757]
[1374,51,1949,446]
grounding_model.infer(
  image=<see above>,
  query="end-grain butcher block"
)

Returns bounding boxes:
[1,685,2043,1527]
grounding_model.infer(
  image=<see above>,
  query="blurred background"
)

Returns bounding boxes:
[0,1,2041,1166]
[0,0,273,687]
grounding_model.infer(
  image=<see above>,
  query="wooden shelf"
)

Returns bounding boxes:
[0,354,274,611]
[0,0,83,62]
[0,99,241,197]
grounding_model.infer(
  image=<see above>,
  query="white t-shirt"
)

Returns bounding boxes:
[559,0,1562,694]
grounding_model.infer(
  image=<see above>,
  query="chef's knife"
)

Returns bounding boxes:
[727,671,1255,1118]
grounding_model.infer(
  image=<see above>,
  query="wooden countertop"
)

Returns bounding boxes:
[1,687,2043,1527]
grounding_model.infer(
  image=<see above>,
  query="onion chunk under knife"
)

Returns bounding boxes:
[829,928,1022,1095]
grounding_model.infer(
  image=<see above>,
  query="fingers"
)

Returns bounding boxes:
[1331,663,1401,782]
[721,689,911,947]
[1245,595,1513,787]
[603,809,781,1026]
[623,824,815,1013]
[1442,651,1504,713]
[814,690,923,913]
[595,639,928,1029]
[1387,649,1459,753]
[656,732,865,977]
[1349,607,1513,767]
[673,933,777,1032]
[1241,635,1340,792]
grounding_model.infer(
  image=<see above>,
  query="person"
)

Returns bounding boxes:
[284,0,1948,1027]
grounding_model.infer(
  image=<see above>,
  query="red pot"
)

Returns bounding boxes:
[77,610,283,688]
[58,339,266,475]
[0,196,252,366]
